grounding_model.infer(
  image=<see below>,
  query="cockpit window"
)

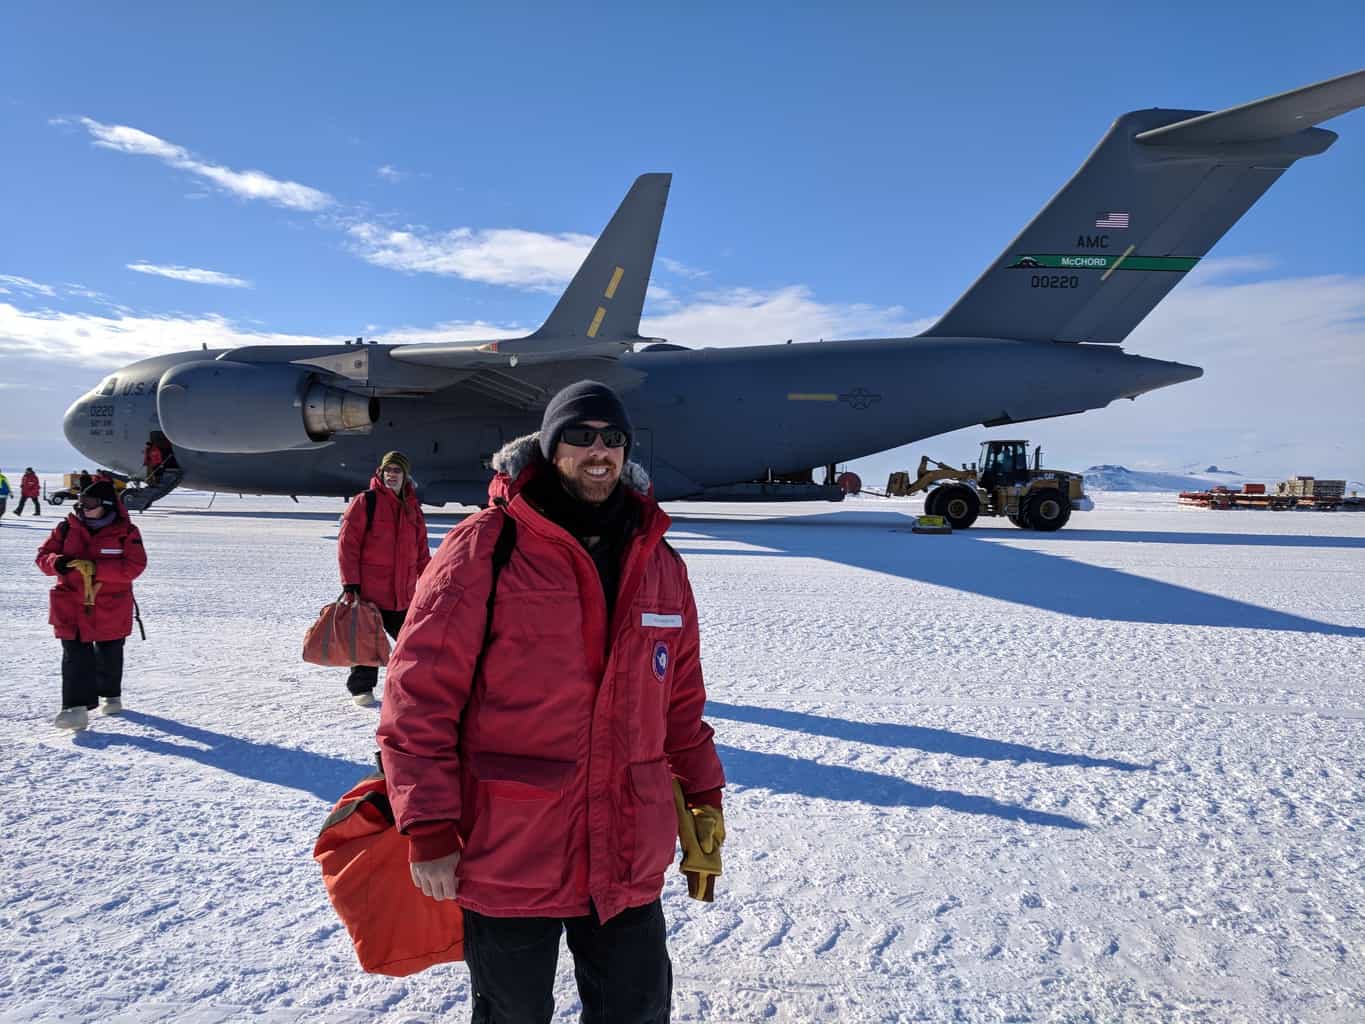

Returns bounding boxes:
[99,376,118,397]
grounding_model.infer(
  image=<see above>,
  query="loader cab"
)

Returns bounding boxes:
[977,440,1030,490]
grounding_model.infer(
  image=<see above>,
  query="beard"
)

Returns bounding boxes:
[561,460,621,504]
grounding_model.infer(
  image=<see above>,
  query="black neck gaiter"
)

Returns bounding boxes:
[525,467,637,620]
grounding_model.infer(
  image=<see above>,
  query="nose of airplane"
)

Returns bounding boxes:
[63,395,87,451]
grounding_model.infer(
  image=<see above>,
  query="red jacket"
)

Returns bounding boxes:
[337,476,431,612]
[21,471,40,498]
[35,505,147,642]
[376,436,725,922]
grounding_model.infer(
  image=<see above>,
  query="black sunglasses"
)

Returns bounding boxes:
[560,426,629,449]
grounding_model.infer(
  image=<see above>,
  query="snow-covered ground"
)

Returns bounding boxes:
[2,490,1363,1023]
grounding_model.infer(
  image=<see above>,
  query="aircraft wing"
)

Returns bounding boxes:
[290,343,644,411]
[289,172,672,409]
[387,336,633,370]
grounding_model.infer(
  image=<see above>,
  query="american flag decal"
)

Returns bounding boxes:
[1095,211,1130,229]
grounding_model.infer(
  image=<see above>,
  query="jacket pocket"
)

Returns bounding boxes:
[48,587,78,631]
[625,757,676,884]
[459,752,576,891]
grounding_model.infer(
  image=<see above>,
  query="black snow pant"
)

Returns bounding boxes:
[0,498,6,518]
[345,607,407,695]
[61,637,126,710]
[462,899,671,1024]
[16,496,41,515]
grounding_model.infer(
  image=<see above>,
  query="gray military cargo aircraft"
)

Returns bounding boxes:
[64,70,1365,508]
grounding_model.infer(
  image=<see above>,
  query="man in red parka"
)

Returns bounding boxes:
[336,450,430,706]
[35,480,147,731]
[17,467,42,515]
[377,380,725,1023]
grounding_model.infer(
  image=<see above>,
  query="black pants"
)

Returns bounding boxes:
[346,607,407,695]
[16,496,40,514]
[463,900,671,1024]
[61,637,126,710]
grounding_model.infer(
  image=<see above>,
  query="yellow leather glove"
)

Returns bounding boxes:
[672,780,725,902]
[69,560,100,606]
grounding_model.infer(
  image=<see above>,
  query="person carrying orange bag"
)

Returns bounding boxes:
[335,451,429,707]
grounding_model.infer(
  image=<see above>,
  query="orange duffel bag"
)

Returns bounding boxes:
[302,594,391,667]
[314,761,464,976]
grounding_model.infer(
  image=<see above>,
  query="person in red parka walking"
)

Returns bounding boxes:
[35,480,147,731]
[336,450,430,707]
[17,468,42,515]
[377,381,726,1023]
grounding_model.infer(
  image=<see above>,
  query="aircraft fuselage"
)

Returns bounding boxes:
[64,337,1198,505]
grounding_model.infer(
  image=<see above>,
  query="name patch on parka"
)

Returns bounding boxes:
[641,613,682,628]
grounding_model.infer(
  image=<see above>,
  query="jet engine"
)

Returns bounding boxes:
[157,360,378,453]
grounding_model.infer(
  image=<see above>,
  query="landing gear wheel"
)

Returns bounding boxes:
[939,485,980,530]
[1024,490,1071,531]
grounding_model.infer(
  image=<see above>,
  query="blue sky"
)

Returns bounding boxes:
[3,4,1363,485]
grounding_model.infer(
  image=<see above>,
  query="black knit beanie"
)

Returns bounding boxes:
[81,480,119,508]
[539,380,633,461]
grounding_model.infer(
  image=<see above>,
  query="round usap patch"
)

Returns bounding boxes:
[652,640,670,682]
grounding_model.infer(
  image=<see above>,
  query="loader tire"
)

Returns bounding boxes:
[924,488,945,517]
[1025,490,1071,531]
[940,486,980,530]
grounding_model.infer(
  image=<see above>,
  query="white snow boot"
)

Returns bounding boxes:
[54,706,89,731]
[101,697,123,716]
[352,691,377,708]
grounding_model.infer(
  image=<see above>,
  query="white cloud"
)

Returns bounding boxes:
[373,320,526,345]
[376,165,407,183]
[658,257,709,280]
[346,222,594,291]
[0,274,57,297]
[641,285,934,348]
[127,262,252,288]
[0,302,338,369]
[77,117,333,212]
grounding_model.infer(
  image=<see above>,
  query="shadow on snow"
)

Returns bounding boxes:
[707,701,1149,771]
[73,710,364,802]
[715,744,1086,830]
[667,510,1364,636]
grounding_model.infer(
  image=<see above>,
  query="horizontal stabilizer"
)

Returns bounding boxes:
[1136,68,1365,147]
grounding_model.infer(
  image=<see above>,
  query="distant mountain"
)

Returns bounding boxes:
[1203,465,1240,475]
[1083,465,1227,492]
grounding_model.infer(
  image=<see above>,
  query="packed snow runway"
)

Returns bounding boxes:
[2,491,1363,1023]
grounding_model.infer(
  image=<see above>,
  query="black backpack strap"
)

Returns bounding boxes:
[364,488,377,532]
[474,510,517,672]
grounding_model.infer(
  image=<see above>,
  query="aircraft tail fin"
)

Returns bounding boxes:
[921,69,1365,344]
[529,173,671,342]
